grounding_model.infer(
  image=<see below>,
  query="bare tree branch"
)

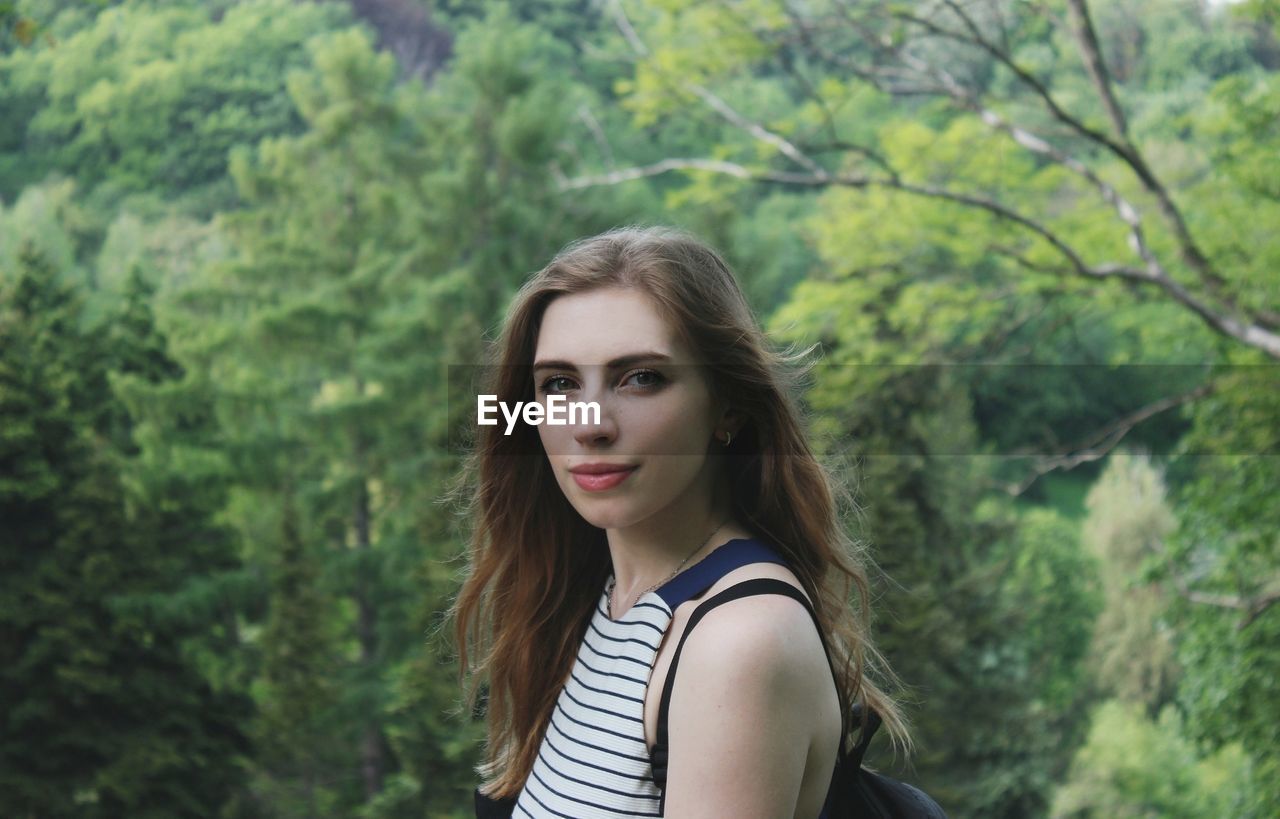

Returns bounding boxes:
[896,1,1274,330]
[587,1,1280,358]
[789,18,935,96]
[555,155,1280,358]
[575,103,615,170]
[891,41,1166,277]
[989,379,1218,496]
[917,59,1280,343]
[1163,569,1280,631]
[607,0,829,178]
[1064,0,1130,139]
[893,2,1129,157]
[1142,507,1280,630]
[591,0,1280,635]
[796,140,899,181]
[1176,586,1280,631]
[1058,0,1260,323]
[606,0,649,56]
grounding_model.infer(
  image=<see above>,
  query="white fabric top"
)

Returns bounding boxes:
[512,579,670,817]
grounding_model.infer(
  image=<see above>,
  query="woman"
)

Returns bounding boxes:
[449,225,912,817]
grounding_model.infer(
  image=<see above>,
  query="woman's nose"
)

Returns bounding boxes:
[571,383,619,447]
[572,408,618,447]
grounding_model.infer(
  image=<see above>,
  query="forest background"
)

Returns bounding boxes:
[1,0,1277,817]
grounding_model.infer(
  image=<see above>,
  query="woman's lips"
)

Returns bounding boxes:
[571,466,638,492]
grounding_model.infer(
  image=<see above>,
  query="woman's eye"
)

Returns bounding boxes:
[623,369,665,390]
[537,370,665,395]
[538,376,575,394]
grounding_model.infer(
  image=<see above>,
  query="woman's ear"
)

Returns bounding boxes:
[716,407,746,439]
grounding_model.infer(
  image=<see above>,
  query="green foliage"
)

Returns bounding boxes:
[1000,506,1102,713]
[180,24,450,813]
[250,491,347,817]
[616,0,783,129]
[0,0,353,213]
[1095,0,1258,92]
[0,177,97,287]
[1050,699,1253,818]
[1156,353,1280,814]
[164,8,607,812]
[1080,451,1180,711]
[3,0,1278,815]
[0,0,58,51]
[0,245,252,817]
[1236,0,1280,36]
[770,273,1101,813]
[106,265,264,707]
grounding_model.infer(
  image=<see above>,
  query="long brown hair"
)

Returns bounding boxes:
[446,224,912,798]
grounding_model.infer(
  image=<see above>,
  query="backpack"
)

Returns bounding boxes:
[656,577,947,819]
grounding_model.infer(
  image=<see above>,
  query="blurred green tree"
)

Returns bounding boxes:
[0,0,352,215]
[0,245,252,818]
[1050,699,1252,818]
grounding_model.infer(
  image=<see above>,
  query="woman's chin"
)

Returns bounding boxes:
[572,504,643,532]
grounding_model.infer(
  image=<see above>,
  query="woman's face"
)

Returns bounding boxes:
[532,287,724,531]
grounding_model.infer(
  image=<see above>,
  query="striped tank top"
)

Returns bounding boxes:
[484,537,837,818]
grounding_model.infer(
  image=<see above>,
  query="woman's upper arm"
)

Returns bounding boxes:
[662,595,822,819]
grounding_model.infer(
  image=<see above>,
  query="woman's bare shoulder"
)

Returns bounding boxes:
[678,561,827,675]
[662,562,840,815]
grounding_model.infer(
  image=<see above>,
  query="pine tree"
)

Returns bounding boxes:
[0,246,252,818]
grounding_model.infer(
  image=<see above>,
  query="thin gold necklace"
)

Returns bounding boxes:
[607,516,729,619]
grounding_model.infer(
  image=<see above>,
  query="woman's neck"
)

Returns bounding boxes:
[605,482,749,609]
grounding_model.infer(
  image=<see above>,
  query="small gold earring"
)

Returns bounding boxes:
[721,431,732,447]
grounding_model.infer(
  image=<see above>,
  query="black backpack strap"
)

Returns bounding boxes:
[654,578,849,781]
[473,787,516,818]
[650,583,948,818]
[847,700,881,767]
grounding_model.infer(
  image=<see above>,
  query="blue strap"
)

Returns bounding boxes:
[654,537,790,610]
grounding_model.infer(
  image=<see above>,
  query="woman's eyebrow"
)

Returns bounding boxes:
[532,351,672,373]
